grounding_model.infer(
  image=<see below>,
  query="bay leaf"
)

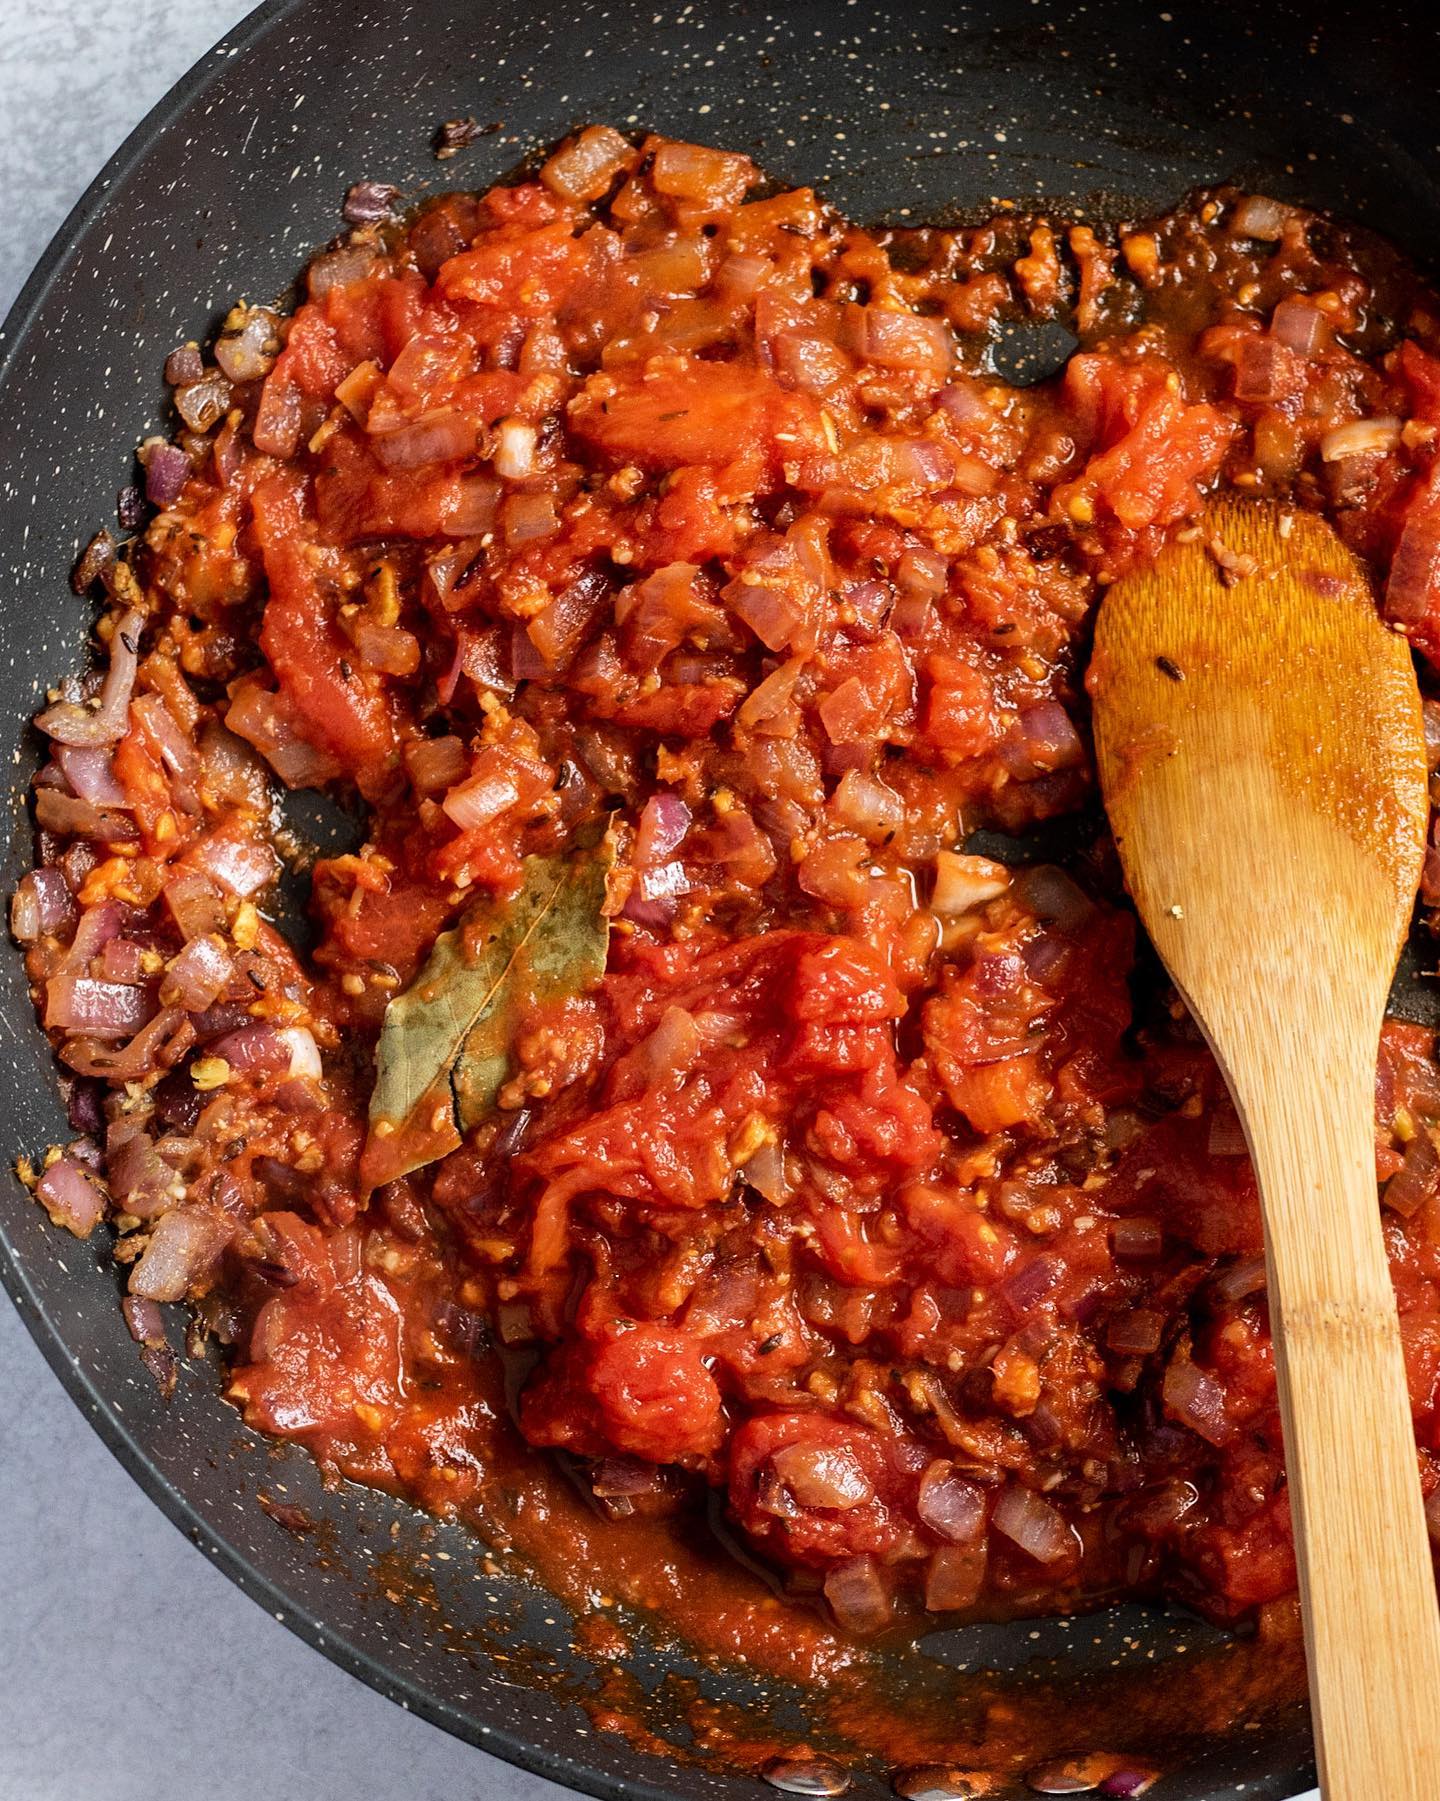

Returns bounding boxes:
[359,840,611,1193]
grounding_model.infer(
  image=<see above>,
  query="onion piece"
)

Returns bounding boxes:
[122,1295,165,1344]
[35,1155,106,1237]
[634,792,692,865]
[1269,296,1326,355]
[36,606,144,747]
[372,407,474,468]
[932,851,1009,916]
[207,1024,289,1073]
[770,1442,873,1511]
[214,306,279,383]
[1232,194,1293,240]
[107,1119,182,1219]
[991,1482,1077,1565]
[1214,1253,1268,1303]
[174,370,232,432]
[831,769,903,843]
[442,767,521,831]
[493,417,537,480]
[12,868,74,943]
[1320,417,1401,461]
[342,180,400,225]
[917,1462,987,1543]
[1162,1355,1232,1445]
[55,744,126,806]
[144,441,191,508]
[822,1554,893,1635]
[1385,508,1440,627]
[45,976,153,1037]
[1383,1126,1439,1218]
[277,1026,323,1081]
[159,934,233,1011]
[129,1208,231,1302]
[1111,1216,1163,1260]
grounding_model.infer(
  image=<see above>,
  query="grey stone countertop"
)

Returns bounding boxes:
[0,7,1321,1801]
[0,4,567,1799]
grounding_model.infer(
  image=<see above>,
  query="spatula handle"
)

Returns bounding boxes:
[1244,1064,1440,1798]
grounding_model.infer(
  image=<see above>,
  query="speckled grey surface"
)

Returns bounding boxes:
[6,0,1435,1795]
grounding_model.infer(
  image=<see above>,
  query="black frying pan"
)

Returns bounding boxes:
[3,1,1437,1795]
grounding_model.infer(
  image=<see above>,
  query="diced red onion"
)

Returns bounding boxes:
[12,868,74,943]
[442,767,521,831]
[129,1208,231,1302]
[54,744,126,806]
[36,606,143,747]
[493,417,537,480]
[1320,417,1401,462]
[830,769,903,843]
[991,1482,1076,1565]
[724,578,805,652]
[107,1119,182,1218]
[62,1004,186,1082]
[1213,1253,1268,1303]
[502,491,561,547]
[35,1156,106,1237]
[622,859,692,926]
[1233,336,1305,406]
[923,1543,986,1612]
[404,734,468,794]
[1232,194,1292,239]
[1099,1772,1158,1799]
[822,1554,893,1635]
[188,829,277,897]
[891,438,955,488]
[307,243,380,298]
[1162,1356,1231,1445]
[159,934,233,1011]
[163,871,225,939]
[439,473,502,537]
[850,304,954,374]
[739,1137,793,1203]
[45,976,153,1037]
[174,370,232,433]
[540,125,634,203]
[1427,1486,1440,1545]
[917,1462,987,1543]
[99,938,145,984]
[214,307,278,384]
[1270,297,1326,356]
[342,179,401,225]
[34,788,139,842]
[132,693,201,812]
[122,1295,165,1343]
[207,1023,289,1073]
[277,1026,322,1081]
[144,441,191,508]
[1111,1216,1163,1260]
[1386,510,1440,627]
[1105,1308,1164,1355]
[896,544,948,600]
[1384,1127,1439,1218]
[1000,701,1086,778]
[252,378,304,458]
[932,851,1009,916]
[164,345,204,387]
[372,408,475,468]
[1014,863,1096,936]
[770,1442,874,1511]
[1206,1110,1248,1157]
[634,792,692,865]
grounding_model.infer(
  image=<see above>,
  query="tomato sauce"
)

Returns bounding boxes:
[17,128,1440,1778]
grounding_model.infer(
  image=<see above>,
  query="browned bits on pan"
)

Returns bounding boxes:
[434,116,482,160]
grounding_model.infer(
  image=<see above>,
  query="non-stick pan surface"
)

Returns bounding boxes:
[3,1,1438,1795]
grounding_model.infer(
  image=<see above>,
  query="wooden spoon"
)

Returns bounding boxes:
[1090,499,1440,1798]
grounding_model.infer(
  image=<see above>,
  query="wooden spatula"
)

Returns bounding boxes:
[1090,499,1440,1797]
